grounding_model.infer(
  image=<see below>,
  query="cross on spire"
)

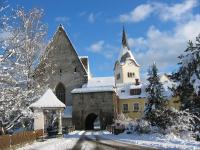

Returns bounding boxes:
[122,26,130,50]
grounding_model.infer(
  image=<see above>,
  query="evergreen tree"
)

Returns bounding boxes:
[144,63,168,129]
[145,63,166,114]
[172,34,200,131]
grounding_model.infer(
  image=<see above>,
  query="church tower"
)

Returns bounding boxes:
[114,27,140,85]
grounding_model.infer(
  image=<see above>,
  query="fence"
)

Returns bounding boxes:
[0,129,43,150]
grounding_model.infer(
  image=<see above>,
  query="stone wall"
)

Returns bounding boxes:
[72,91,115,130]
[35,26,88,106]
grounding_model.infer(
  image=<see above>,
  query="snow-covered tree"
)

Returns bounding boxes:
[0,7,47,134]
[144,63,169,130]
[145,63,166,114]
[172,34,200,131]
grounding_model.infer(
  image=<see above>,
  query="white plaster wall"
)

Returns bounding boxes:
[115,60,140,85]
[33,109,44,130]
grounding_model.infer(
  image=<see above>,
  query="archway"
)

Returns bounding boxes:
[85,113,98,130]
[55,83,65,104]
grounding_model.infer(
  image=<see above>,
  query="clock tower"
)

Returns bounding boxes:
[114,27,140,85]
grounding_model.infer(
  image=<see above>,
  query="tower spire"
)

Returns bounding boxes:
[122,26,130,50]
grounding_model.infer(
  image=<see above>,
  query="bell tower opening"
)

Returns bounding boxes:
[55,83,66,104]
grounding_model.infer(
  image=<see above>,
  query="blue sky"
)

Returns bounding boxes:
[9,0,200,78]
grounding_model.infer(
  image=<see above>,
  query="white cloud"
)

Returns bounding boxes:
[120,4,153,23]
[55,16,69,23]
[116,0,199,74]
[87,40,119,59]
[119,0,198,23]
[128,37,147,52]
[175,14,200,40]
[79,12,102,23]
[87,40,104,52]
[88,12,103,23]
[156,0,198,22]
[88,13,95,23]
[88,12,200,70]
[130,14,200,73]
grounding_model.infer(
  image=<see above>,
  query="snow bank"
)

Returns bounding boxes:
[17,130,85,150]
[99,131,200,150]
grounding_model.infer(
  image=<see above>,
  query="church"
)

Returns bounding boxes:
[35,25,180,130]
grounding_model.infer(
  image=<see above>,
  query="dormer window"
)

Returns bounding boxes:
[121,90,125,94]
[130,88,141,95]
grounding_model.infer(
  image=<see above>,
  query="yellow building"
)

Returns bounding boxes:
[114,28,180,120]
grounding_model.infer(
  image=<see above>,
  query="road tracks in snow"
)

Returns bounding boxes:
[72,131,157,150]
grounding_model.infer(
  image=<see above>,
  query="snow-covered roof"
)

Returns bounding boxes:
[79,56,88,59]
[63,106,72,118]
[119,47,140,67]
[83,77,114,88]
[30,89,66,109]
[71,77,115,93]
[79,56,91,79]
[116,83,147,99]
[71,86,114,93]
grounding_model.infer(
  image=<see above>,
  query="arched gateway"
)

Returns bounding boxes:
[72,87,115,130]
[85,113,98,130]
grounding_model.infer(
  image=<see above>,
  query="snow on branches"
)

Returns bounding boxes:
[0,6,47,134]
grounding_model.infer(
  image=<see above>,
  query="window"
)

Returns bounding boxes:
[55,83,65,104]
[130,88,141,95]
[116,73,120,80]
[74,67,77,73]
[122,104,128,113]
[133,103,140,112]
[121,90,125,94]
[127,72,135,78]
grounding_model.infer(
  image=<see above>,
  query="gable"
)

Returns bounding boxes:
[44,26,87,76]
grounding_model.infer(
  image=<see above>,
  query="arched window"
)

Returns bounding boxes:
[55,83,65,104]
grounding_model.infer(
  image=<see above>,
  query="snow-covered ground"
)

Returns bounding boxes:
[17,130,200,150]
[17,131,85,150]
[98,131,200,150]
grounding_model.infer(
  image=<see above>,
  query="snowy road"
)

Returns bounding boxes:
[72,131,156,150]
[18,131,156,150]
[18,130,200,150]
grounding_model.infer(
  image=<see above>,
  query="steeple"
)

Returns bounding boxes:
[122,26,130,50]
